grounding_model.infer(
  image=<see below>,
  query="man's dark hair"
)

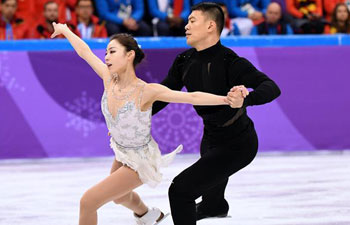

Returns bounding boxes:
[216,2,227,9]
[1,0,17,3]
[191,2,225,35]
[76,0,92,7]
[44,0,58,10]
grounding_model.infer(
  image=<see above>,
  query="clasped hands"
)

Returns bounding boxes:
[225,85,249,108]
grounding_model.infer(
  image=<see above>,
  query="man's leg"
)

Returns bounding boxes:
[196,136,229,219]
[135,20,153,36]
[197,179,229,220]
[105,22,123,36]
[169,129,258,225]
[156,20,171,36]
[170,21,186,36]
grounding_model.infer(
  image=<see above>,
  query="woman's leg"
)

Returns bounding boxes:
[79,165,143,225]
[110,159,148,216]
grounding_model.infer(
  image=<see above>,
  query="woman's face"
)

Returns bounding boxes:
[336,5,349,22]
[105,40,131,75]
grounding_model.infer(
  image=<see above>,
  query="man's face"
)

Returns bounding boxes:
[185,10,211,47]
[44,2,59,22]
[1,0,17,20]
[76,0,93,20]
[266,3,282,24]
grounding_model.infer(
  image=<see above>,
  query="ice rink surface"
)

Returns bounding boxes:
[1,152,350,225]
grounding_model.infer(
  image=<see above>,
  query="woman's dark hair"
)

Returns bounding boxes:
[191,2,225,35]
[109,33,145,68]
[331,3,350,33]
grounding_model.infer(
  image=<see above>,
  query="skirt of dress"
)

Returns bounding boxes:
[109,137,183,188]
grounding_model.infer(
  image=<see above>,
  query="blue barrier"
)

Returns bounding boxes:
[0,35,350,51]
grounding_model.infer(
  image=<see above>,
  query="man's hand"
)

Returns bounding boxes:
[225,85,249,108]
[254,11,263,20]
[231,85,249,97]
[249,11,263,20]
[168,17,183,28]
[310,13,321,20]
[123,18,139,31]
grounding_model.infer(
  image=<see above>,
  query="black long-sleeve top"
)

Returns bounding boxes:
[152,41,281,139]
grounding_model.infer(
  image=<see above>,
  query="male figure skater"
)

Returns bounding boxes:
[152,2,281,225]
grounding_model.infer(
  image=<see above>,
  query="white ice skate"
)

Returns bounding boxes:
[134,207,169,225]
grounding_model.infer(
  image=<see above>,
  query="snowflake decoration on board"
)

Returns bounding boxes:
[64,91,104,137]
[152,103,203,153]
[0,52,25,92]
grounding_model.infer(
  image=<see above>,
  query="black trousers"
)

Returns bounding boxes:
[169,120,258,225]
[156,20,186,36]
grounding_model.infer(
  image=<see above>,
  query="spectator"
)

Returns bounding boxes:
[34,0,77,24]
[286,0,325,33]
[192,0,229,6]
[95,0,152,36]
[14,0,35,26]
[229,0,270,35]
[323,0,345,21]
[68,0,107,38]
[324,3,350,33]
[0,0,31,39]
[148,0,190,36]
[218,2,241,36]
[251,2,294,35]
[35,1,67,38]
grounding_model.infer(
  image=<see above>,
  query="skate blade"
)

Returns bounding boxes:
[154,213,170,225]
[202,215,231,220]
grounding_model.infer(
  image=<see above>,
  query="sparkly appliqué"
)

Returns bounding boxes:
[101,89,152,152]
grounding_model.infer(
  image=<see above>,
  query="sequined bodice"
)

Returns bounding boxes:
[101,82,152,150]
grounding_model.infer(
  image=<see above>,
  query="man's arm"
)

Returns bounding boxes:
[152,55,185,115]
[131,0,144,21]
[95,0,124,24]
[148,0,167,20]
[228,57,281,107]
[180,0,191,21]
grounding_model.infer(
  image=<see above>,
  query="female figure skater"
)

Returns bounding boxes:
[50,22,235,225]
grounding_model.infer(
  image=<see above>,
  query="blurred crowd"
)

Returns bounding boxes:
[0,0,349,40]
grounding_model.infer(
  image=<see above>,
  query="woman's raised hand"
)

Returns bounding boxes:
[50,22,68,38]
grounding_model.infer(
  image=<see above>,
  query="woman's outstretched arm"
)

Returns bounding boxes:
[51,22,109,80]
[147,83,230,106]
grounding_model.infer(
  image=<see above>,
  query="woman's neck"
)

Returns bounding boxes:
[116,69,138,88]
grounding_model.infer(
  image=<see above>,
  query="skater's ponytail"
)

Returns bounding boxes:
[109,33,145,68]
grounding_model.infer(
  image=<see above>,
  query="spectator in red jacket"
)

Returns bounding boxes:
[35,1,63,38]
[323,0,345,21]
[0,0,31,39]
[34,0,77,24]
[324,2,350,33]
[68,0,107,38]
[286,0,326,33]
[14,0,35,26]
